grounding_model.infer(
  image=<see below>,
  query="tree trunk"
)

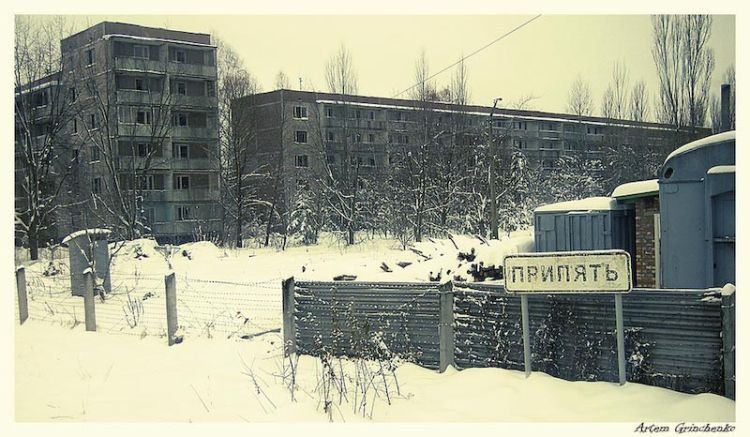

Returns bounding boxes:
[29,233,39,261]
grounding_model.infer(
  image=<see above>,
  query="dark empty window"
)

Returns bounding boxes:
[90,146,100,162]
[86,48,95,66]
[295,155,309,168]
[176,81,187,95]
[135,78,146,91]
[325,107,334,118]
[176,206,192,221]
[133,45,149,59]
[175,175,190,189]
[293,106,308,119]
[327,131,335,142]
[368,133,375,143]
[295,131,308,143]
[174,49,186,63]
[174,113,188,127]
[88,113,97,129]
[92,177,102,194]
[136,110,151,125]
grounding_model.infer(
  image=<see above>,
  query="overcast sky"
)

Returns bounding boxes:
[62,13,735,118]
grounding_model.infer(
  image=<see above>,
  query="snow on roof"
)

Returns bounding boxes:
[707,165,736,175]
[665,131,735,163]
[534,197,621,213]
[611,179,659,199]
[62,228,111,244]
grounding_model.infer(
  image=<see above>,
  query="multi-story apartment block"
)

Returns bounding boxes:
[235,89,711,223]
[16,22,221,245]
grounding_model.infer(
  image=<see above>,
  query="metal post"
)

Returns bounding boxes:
[521,294,531,378]
[721,293,735,399]
[439,281,455,372]
[488,97,501,240]
[16,266,29,324]
[282,277,296,356]
[83,270,96,332]
[165,273,178,346]
[615,293,626,385]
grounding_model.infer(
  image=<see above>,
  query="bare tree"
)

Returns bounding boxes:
[275,70,290,90]
[610,60,629,119]
[508,93,539,110]
[652,15,715,131]
[14,16,78,259]
[629,80,650,122]
[600,86,616,119]
[324,44,360,244]
[216,37,265,247]
[567,74,593,116]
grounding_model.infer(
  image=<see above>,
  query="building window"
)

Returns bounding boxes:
[176,205,192,221]
[73,149,80,163]
[92,177,102,194]
[296,179,310,191]
[327,131,335,142]
[367,133,375,143]
[140,175,156,190]
[369,111,375,120]
[355,110,362,120]
[173,49,186,63]
[326,154,335,164]
[86,48,95,66]
[173,143,189,159]
[295,131,308,143]
[354,133,362,143]
[72,118,78,134]
[32,90,48,108]
[90,146,100,162]
[88,113,97,129]
[325,106,334,118]
[142,207,155,224]
[137,143,153,157]
[175,175,190,190]
[293,106,308,119]
[173,113,188,127]
[206,81,215,97]
[68,87,76,103]
[136,110,152,125]
[295,155,309,168]
[367,156,376,167]
[176,81,187,95]
[133,45,149,59]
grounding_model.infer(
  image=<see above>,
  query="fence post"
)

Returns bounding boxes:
[721,292,735,400]
[282,277,296,356]
[16,266,29,324]
[83,269,96,332]
[439,281,455,372]
[165,272,178,346]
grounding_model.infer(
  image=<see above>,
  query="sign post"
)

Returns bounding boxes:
[503,250,632,383]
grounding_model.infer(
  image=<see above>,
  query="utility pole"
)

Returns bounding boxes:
[488,97,502,240]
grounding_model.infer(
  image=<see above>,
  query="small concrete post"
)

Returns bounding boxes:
[282,277,296,356]
[16,266,29,324]
[721,292,735,399]
[165,272,178,346]
[438,281,455,372]
[83,270,96,332]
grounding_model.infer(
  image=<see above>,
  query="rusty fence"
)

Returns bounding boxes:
[284,278,735,399]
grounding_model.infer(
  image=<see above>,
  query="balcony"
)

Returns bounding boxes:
[167,62,216,79]
[171,126,218,140]
[168,188,215,202]
[114,57,169,74]
[170,158,215,170]
[116,90,164,105]
[171,94,218,109]
[150,219,221,236]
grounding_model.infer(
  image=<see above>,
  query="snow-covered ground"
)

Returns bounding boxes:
[11,232,736,425]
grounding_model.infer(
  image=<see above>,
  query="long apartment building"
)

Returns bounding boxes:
[234,89,712,218]
[15,22,221,244]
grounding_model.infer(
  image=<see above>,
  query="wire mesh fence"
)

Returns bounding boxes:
[17,269,284,342]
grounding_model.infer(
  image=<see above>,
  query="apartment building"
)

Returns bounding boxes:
[16,22,221,245]
[234,89,712,220]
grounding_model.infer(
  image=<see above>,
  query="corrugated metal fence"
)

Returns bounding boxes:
[287,279,734,398]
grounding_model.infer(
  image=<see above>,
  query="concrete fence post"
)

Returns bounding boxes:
[165,272,178,346]
[282,277,296,356]
[721,292,735,400]
[83,269,96,332]
[16,266,29,325]
[439,281,455,372]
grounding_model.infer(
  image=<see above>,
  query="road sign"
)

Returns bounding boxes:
[503,250,632,293]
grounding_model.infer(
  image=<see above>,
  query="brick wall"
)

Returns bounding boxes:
[634,196,659,287]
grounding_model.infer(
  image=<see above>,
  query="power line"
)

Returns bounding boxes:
[392,14,543,99]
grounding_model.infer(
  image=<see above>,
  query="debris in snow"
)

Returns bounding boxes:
[333,274,357,281]
[475,234,489,245]
[447,234,459,250]
[133,245,149,260]
[453,274,467,282]
[457,248,476,262]
[142,291,154,301]
[380,262,392,273]
[182,249,192,260]
[173,327,185,344]
[468,262,503,282]
[42,261,64,276]
[409,248,432,260]
[429,269,442,282]
[397,261,412,269]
